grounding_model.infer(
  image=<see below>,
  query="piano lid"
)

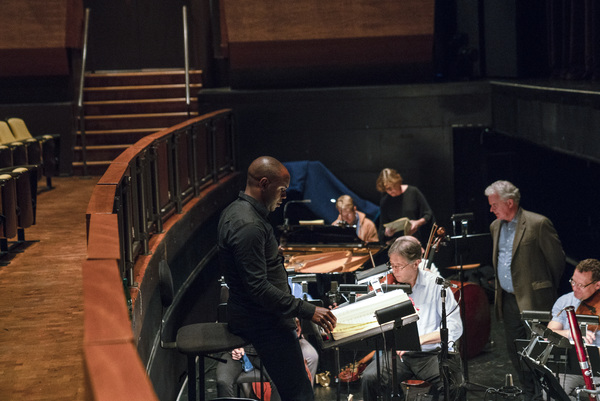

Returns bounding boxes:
[281,224,362,245]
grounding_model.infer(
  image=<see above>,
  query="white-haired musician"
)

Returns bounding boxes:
[361,236,463,401]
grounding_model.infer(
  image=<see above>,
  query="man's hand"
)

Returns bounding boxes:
[312,306,337,332]
[584,329,597,344]
[231,348,245,361]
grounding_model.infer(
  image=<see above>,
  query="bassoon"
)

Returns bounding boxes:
[565,306,598,401]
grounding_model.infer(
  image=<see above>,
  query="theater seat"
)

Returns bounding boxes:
[11,167,35,229]
[0,145,13,168]
[0,121,29,166]
[0,173,18,254]
[7,118,58,188]
[0,166,38,253]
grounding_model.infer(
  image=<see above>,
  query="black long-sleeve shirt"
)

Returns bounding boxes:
[218,192,316,331]
[378,185,434,244]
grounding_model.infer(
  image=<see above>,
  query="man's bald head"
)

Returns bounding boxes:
[247,156,287,186]
[245,156,290,212]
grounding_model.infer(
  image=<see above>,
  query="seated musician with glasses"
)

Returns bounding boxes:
[361,236,463,401]
[547,258,600,399]
[331,194,379,243]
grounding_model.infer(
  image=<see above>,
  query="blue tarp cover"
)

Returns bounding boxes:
[283,160,379,224]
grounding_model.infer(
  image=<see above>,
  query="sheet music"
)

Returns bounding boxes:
[330,289,411,339]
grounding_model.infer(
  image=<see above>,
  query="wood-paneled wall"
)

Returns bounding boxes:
[0,0,83,76]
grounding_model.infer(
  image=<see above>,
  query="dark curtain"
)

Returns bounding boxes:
[547,0,600,80]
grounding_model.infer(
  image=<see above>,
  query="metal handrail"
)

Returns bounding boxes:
[182,6,191,118]
[77,8,91,176]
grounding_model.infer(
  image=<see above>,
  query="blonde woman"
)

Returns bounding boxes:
[376,168,434,244]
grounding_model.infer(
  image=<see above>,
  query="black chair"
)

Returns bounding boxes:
[0,145,13,169]
[158,260,248,401]
[0,173,17,256]
[0,166,38,246]
[217,285,271,401]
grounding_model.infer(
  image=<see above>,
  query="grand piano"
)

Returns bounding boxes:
[281,223,386,274]
[280,222,388,308]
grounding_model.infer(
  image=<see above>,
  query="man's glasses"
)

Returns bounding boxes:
[569,278,596,289]
[386,261,414,271]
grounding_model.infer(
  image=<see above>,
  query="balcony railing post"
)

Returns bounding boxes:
[183,6,191,118]
[78,8,91,176]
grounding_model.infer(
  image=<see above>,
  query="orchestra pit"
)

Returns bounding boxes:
[2,1,600,401]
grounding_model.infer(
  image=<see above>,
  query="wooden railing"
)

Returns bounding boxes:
[83,109,236,401]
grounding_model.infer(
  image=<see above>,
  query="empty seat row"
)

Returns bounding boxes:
[0,118,59,189]
[0,165,37,258]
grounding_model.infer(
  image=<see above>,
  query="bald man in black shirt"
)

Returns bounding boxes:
[218,156,336,401]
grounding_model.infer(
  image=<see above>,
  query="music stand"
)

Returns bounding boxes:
[323,300,420,401]
[520,354,571,401]
[449,212,491,392]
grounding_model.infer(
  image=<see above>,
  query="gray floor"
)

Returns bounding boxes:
[202,305,525,401]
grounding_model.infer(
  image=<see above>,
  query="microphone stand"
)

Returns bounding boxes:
[440,282,451,401]
[282,199,312,232]
[449,213,491,394]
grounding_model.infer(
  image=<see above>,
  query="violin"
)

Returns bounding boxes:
[576,290,600,333]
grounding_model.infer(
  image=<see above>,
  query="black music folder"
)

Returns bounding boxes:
[323,318,421,352]
[516,338,600,376]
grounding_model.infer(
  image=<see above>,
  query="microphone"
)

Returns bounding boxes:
[435,277,458,289]
[283,199,312,227]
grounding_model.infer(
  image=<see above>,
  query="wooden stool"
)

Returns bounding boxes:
[402,379,432,401]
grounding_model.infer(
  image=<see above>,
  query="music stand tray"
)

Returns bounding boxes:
[520,355,571,401]
[516,339,600,376]
[323,320,421,352]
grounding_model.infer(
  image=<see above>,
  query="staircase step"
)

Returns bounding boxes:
[84,69,203,87]
[76,129,158,147]
[73,144,129,162]
[72,160,110,176]
[84,98,198,115]
[83,112,198,130]
[73,69,204,175]
[84,83,203,101]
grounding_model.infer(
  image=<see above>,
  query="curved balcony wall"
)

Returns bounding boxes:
[83,109,242,401]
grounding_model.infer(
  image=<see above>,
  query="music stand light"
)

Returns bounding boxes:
[521,310,553,323]
[375,301,419,326]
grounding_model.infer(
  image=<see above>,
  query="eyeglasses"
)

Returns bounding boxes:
[386,261,414,271]
[569,278,596,289]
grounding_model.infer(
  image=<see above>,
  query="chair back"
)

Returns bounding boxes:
[6,118,33,141]
[12,167,34,228]
[0,174,18,238]
[0,146,13,168]
[0,122,16,145]
[158,259,175,308]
